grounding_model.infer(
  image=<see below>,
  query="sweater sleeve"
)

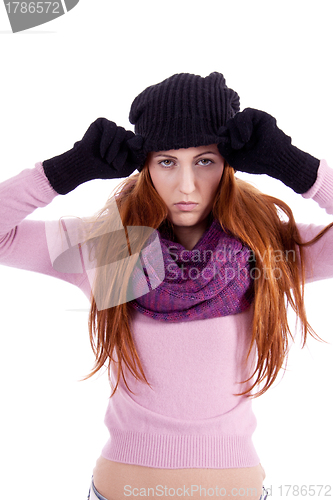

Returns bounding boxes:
[297,159,333,283]
[0,162,91,298]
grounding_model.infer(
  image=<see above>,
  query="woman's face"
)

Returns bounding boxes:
[148,144,224,246]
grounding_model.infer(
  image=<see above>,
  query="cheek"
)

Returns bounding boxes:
[149,167,171,203]
[202,169,223,201]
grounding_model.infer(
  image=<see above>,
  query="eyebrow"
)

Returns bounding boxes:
[153,151,219,159]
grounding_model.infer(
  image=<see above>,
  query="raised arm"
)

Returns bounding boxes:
[217,108,333,284]
[298,160,333,283]
[0,162,90,292]
[0,117,144,297]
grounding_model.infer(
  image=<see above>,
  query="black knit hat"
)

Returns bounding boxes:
[129,72,240,165]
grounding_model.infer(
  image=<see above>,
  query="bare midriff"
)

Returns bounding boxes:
[92,456,266,500]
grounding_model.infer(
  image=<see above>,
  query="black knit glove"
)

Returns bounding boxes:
[217,108,319,194]
[43,118,144,195]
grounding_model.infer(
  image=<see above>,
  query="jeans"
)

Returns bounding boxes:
[88,479,270,500]
[260,486,269,499]
[87,479,108,500]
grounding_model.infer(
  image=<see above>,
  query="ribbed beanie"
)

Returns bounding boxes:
[129,72,240,167]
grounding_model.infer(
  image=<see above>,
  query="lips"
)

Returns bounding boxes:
[174,202,198,211]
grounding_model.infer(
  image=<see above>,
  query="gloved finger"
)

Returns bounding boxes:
[127,134,146,169]
[81,119,103,144]
[98,120,118,158]
[217,136,232,158]
[127,134,144,152]
[113,146,138,177]
[104,126,127,164]
[228,109,256,148]
[124,129,135,142]
[120,163,139,178]
[243,108,278,139]
[229,108,274,148]
[225,121,249,150]
[112,142,129,171]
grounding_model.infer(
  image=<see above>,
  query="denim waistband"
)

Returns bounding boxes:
[260,486,269,499]
[88,479,108,500]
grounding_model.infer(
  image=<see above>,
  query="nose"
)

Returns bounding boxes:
[178,165,196,195]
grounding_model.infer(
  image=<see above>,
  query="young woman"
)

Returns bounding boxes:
[1,72,332,500]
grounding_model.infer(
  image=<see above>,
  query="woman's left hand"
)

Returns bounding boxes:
[217,107,319,194]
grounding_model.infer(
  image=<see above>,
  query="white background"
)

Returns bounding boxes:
[0,1,332,499]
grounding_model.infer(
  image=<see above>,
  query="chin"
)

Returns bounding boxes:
[170,214,204,228]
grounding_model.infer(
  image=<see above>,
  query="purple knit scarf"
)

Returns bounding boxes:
[130,219,254,322]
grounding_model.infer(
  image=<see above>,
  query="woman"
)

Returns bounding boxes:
[1,72,332,500]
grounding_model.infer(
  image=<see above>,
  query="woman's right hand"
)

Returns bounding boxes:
[42,118,144,195]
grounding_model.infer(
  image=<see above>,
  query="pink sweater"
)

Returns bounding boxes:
[1,160,333,469]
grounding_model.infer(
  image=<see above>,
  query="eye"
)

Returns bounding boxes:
[197,158,214,166]
[158,159,175,168]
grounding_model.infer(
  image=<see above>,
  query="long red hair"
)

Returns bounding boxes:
[84,163,333,397]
